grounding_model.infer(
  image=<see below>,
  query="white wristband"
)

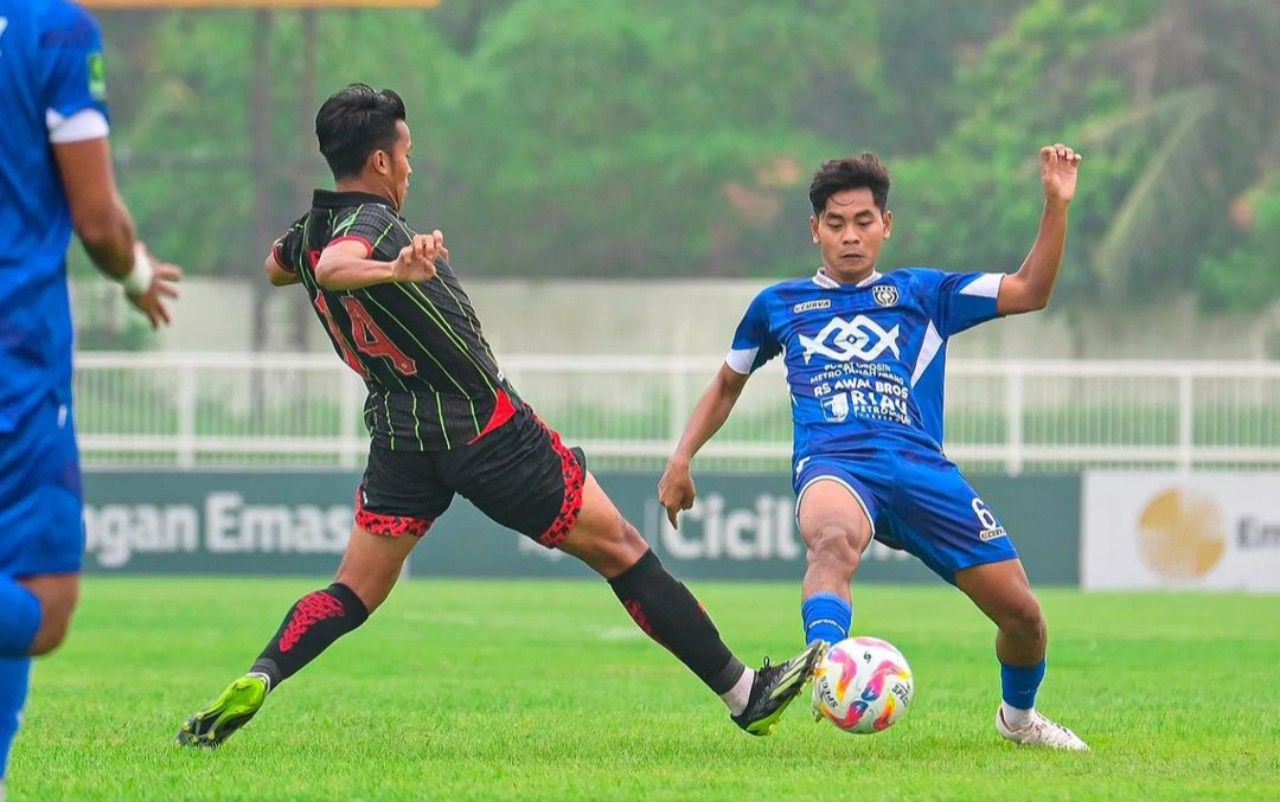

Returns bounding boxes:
[120,243,155,297]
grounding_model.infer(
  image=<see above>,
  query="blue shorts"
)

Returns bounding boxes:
[793,447,1018,584]
[0,394,84,578]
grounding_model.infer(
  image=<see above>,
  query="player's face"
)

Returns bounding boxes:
[810,188,892,282]
[386,121,413,208]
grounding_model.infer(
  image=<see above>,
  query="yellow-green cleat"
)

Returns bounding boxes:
[731,641,825,736]
[176,673,269,748]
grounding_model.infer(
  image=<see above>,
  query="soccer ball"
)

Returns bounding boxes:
[812,636,914,734]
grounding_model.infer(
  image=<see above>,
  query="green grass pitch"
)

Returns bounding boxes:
[12,578,1280,801]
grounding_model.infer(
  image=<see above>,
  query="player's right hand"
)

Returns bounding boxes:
[1040,143,1082,206]
[391,230,446,283]
[126,243,182,329]
[658,459,697,529]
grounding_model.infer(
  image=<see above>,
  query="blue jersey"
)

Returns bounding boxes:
[728,267,1003,463]
[0,0,109,432]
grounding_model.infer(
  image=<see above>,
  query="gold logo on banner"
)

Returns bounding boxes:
[1137,488,1227,579]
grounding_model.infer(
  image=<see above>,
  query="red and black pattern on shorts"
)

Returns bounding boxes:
[529,411,585,549]
[354,487,432,538]
[279,590,345,652]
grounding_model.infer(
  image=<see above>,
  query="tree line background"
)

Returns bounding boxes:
[85,0,1280,324]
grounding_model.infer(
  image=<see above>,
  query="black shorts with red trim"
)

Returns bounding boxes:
[354,403,587,548]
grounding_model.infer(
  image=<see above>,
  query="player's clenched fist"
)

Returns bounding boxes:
[391,229,448,282]
[1040,143,1082,206]
[658,459,698,529]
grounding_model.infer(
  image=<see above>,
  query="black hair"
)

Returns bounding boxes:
[315,83,407,179]
[808,153,890,215]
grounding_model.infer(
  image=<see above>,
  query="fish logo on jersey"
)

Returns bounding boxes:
[799,315,901,365]
[873,285,899,307]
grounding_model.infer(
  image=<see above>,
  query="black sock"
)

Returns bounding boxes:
[249,582,369,689]
[608,549,746,695]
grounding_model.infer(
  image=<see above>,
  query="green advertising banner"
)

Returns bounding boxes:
[83,471,357,575]
[83,470,1081,584]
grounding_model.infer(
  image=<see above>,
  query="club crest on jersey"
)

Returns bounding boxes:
[820,393,851,423]
[873,284,899,307]
[799,315,901,365]
[793,299,832,314]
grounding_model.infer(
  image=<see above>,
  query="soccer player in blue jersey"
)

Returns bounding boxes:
[660,145,1089,750]
[0,1,181,794]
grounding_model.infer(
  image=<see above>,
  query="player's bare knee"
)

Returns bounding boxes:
[333,558,399,613]
[29,617,72,656]
[616,518,649,554]
[1000,597,1046,646]
[808,524,861,580]
[20,575,79,656]
[563,513,648,578]
[596,516,648,563]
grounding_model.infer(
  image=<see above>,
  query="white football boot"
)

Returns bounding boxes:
[996,706,1090,751]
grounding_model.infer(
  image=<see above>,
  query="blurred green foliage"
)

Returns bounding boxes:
[83,0,1280,316]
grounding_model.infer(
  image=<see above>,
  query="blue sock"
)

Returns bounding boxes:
[801,592,852,646]
[0,656,32,781]
[1000,659,1046,711]
[0,579,41,657]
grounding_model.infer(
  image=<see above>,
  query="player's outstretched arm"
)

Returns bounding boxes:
[54,138,181,328]
[264,251,301,287]
[314,231,445,290]
[658,364,750,528]
[997,143,1083,316]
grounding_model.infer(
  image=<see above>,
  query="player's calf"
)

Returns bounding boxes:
[608,548,823,735]
[562,476,818,733]
[559,476,741,697]
[957,562,1047,666]
[248,581,370,689]
[605,545,748,696]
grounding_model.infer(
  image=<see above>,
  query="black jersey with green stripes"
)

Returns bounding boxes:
[272,189,515,451]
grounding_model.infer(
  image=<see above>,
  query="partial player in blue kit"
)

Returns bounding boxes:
[660,146,1089,750]
[0,1,180,795]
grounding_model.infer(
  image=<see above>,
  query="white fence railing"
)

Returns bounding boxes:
[73,353,1280,472]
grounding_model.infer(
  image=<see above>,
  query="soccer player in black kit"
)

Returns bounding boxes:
[176,84,821,747]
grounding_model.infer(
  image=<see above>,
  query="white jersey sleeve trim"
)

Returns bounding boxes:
[725,347,759,375]
[47,108,110,144]
[910,321,944,387]
[958,272,1003,299]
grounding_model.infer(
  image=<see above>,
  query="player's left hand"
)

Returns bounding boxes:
[391,230,448,283]
[1040,143,1082,206]
[127,244,182,329]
